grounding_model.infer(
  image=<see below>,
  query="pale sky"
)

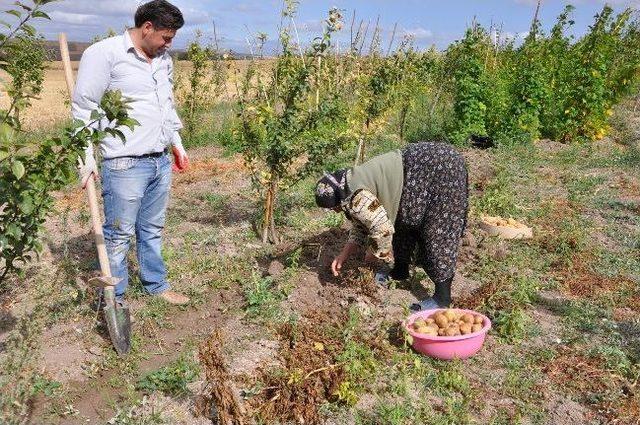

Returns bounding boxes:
[1,0,638,53]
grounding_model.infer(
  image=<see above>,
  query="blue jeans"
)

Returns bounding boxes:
[101,153,172,299]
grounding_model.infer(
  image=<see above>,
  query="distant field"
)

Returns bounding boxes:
[0,59,269,131]
[0,61,79,130]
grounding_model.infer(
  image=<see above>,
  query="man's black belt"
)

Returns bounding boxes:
[131,148,168,158]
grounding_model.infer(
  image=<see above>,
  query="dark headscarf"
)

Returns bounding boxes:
[315,168,349,209]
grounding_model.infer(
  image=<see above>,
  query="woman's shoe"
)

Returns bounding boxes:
[390,262,410,280]
[374,269,390,286]
[409,297,448,311]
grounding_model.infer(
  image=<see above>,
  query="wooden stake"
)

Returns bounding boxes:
[386,22,398,56]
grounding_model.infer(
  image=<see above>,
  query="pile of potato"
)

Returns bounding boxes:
[411,309,484,337]
[482,215,528,229]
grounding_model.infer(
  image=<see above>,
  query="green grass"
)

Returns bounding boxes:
[136,351,200,397]
[181,101,236,151]
[200,192,230,214]
[243,272,284,320]
[566,174,607,205]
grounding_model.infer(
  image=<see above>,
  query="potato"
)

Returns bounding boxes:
[438,328,445,336]
[444,309,457,321]
[425,318,435,325]
[423,327,438,336]
[462,314,474,324]
[426,323,439,332]
[434,313,449,328]
[472,324,483,333]
[460,324,472,335]
[474,315,483,325]
[414,318,427,328]
[444,327,457,336]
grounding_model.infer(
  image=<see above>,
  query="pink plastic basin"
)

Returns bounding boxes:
[404,308,492,360]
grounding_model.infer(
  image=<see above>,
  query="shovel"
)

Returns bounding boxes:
[59,33,132,356]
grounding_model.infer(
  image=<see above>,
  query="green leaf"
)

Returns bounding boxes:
[11,160,25,179]
[16,3,32,12]
[6,223,22,239]
[5,9,21,18]
[0,123,15,144]
[19,195,34,214]
[90,110,101,121]
[113,129,126,143]
[31,10,49,20]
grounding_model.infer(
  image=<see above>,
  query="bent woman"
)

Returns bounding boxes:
[315,141,468,311]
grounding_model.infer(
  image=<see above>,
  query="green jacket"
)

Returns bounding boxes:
[348,149,404,224]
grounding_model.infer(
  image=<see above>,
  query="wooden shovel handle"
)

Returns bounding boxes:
[58,33,115,302]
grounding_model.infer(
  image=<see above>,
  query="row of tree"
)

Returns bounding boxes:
[1,1,639,283]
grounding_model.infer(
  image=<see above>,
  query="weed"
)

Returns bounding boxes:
[136,352,199,397]
[137,297,171,328]
[31,375,62,397]
[106,396,166,425]
[472,163,519,217]
[566,174,607,204]
[322,211,344,228]
[433,362,472,397]
[201,193,229,212]
[243,272,283,320]
[493,307,533,342]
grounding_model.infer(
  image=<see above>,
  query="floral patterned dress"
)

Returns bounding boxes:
[343,141,468,283]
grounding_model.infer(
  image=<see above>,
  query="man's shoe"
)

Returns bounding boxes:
[156,290,190,305]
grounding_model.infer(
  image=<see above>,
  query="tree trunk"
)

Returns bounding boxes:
[187,96,196,141]
[261,177,280,244]
[399,102,410,143]
[354,120,370,166]
[354,137,365,166]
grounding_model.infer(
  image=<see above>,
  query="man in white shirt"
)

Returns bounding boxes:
[73,0,190,305]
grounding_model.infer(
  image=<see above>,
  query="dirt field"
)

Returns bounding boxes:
[1,60,639,424]
[0,124,637,423]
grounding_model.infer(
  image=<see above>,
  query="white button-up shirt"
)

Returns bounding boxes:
[72,30,183,160]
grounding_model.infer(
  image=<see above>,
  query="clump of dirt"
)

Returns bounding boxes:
[543,345,639,423]
[544,348,628,418]
[462,148,495,197]
[175,156,246,186]
[455,279,502,311]
[248,311,348,424]
[339,267,381,303]
[613,392,640,425]
[555,253,636,300]
[197,331,246,425]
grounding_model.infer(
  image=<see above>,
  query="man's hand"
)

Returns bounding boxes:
[172,145,189,172]
[78,154,98,189]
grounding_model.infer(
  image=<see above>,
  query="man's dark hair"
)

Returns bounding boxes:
[134,0,184,30]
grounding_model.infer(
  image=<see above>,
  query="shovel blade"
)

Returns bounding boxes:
[89,276,122,288]
[104,303,131,355]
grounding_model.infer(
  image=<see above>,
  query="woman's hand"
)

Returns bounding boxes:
[332,242,358,277]
[364,249,377,265]
[331,256,345,277]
